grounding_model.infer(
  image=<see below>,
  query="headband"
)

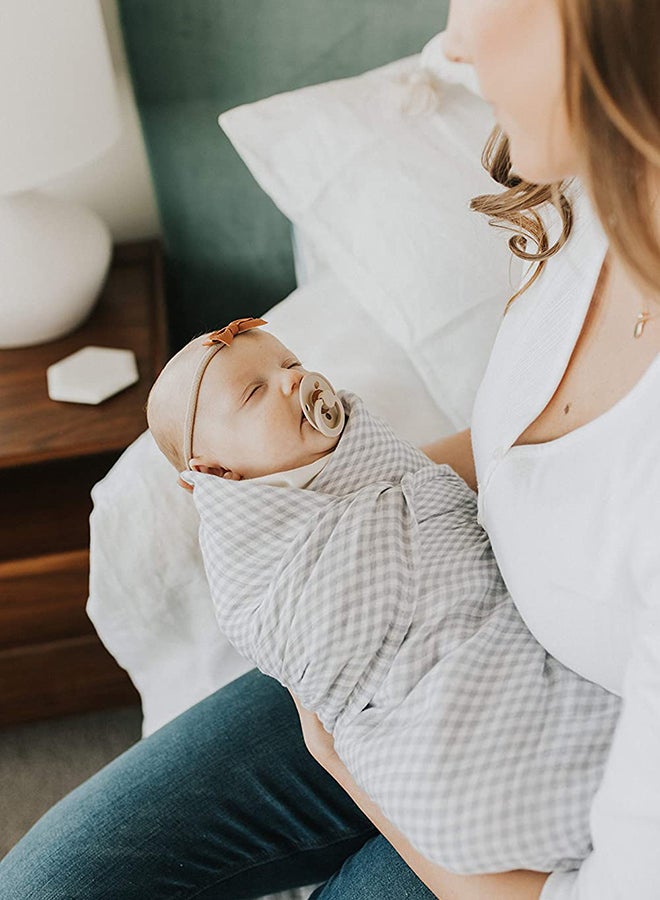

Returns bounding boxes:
[182,317,267,470]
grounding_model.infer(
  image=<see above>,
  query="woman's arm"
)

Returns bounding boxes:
[289,691,550,900]
[420,428,477,494]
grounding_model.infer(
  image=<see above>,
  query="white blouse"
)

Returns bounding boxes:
[470,180,660,899]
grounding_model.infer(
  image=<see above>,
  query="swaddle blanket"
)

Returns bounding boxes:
[184,390,622,874]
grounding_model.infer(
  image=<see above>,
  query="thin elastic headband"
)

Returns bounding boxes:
[182,317,267,470]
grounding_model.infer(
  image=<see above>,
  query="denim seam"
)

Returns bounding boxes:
[183,826,377,900]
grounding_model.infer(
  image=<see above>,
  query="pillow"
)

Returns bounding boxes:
[218,32,522,428]
[290,224,326,287]
[293,32,485,289]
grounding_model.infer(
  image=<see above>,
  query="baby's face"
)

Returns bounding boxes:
[192,330,341,479]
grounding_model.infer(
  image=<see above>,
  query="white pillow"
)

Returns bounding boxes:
[218,34,521,428]
[291,224,326,287]
[293,32,484,289]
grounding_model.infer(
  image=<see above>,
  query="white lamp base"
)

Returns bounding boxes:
[0,191,112,349]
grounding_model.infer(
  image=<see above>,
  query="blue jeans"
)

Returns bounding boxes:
[0,669,435,899]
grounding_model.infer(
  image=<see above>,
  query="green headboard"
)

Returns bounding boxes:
[118,0,450,350]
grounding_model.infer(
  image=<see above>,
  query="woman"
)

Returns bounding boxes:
[2,1,658,898]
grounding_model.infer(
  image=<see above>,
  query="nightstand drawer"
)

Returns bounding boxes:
[0,455,119,564]
[0,550,92,649]
[0,637,138,727]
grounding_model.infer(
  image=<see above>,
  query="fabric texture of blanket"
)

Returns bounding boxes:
[183,390,621,874]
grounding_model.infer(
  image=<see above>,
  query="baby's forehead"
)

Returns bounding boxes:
[209,330,289,369]
[196,329,293,396]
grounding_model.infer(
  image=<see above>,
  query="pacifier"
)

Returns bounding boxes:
[299,372,345,438]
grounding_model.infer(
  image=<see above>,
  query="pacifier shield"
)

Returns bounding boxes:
[299,372,345,438]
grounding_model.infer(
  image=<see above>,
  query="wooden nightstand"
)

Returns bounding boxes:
[0,240,169,727]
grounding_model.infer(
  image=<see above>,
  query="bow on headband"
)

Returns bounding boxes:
[202,317,267,348]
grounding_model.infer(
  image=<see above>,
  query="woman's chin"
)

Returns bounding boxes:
[508,140,577,186]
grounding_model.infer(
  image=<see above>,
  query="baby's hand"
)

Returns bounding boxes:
[177,474,194,493]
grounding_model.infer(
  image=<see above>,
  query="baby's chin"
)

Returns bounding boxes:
[304,424,342,456]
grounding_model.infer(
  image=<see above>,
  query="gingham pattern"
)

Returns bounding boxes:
[186,391,622,874]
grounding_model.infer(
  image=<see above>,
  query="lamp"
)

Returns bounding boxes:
[0,1,121,349]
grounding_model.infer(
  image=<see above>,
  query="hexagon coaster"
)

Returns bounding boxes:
[47,345,139,405]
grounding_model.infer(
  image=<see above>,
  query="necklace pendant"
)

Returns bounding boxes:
[634,312,649,339]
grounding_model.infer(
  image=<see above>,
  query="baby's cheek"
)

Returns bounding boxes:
[261,419,293,459]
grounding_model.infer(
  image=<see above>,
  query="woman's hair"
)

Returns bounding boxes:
[470,0,660,316]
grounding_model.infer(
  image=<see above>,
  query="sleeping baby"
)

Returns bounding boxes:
[146,316,622,876]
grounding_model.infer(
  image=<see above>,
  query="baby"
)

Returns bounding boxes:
[146,316,346,492]
[147,317,621,877]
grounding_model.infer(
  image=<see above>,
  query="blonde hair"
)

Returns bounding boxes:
[145,382,187,473]
[145,334,212,474]
[469,0,660,316]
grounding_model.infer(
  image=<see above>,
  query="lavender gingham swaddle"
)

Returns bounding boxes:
[184,390,621,874]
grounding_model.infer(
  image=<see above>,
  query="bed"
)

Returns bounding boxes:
[87,8,525,898]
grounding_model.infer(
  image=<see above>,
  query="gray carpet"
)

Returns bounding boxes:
[0,706,316,899]
[0,704,142,858]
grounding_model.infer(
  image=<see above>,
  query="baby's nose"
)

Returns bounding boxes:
[281,366,304,394]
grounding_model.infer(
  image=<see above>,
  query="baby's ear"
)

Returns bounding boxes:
[188,458,242,480]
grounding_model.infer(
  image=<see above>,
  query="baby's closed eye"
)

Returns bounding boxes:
[246,361,302,401]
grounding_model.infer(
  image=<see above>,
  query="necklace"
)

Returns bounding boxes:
[597,254,659,339]
[633,308,660,339]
